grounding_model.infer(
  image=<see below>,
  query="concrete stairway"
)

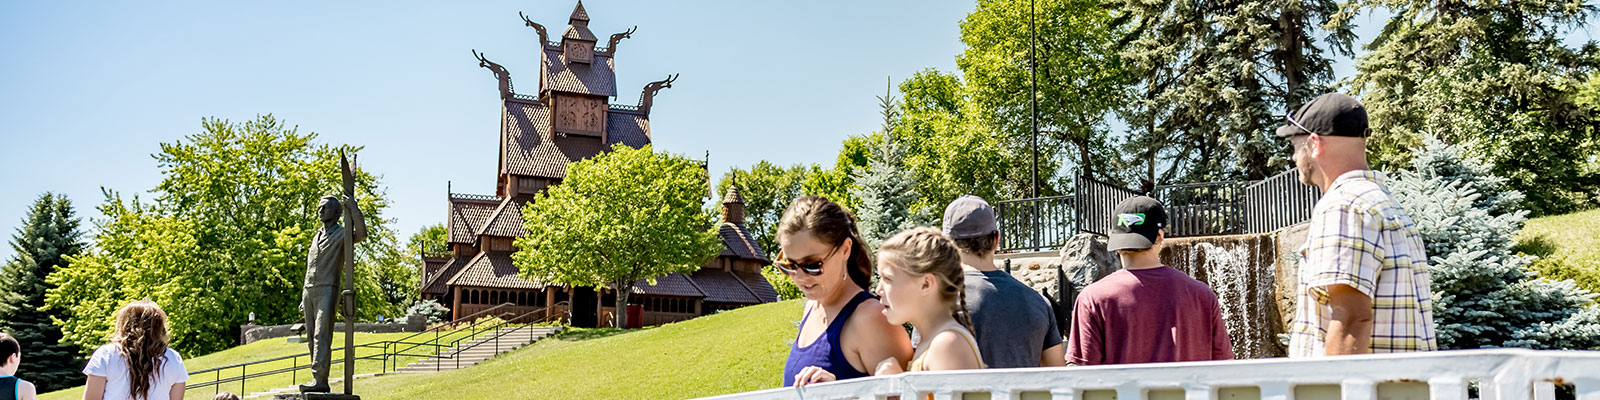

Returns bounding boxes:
[394,325,563,373]
[239,325,563,399]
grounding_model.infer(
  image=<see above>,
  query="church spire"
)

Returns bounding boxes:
[722,172,746,225]
[560,1,597,63]
[569,1,590,24]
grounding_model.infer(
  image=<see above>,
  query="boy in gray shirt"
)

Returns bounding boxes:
[943,195,1067,367]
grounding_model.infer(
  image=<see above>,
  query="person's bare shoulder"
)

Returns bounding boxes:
[18,380,37,400]
[845,298,890,332]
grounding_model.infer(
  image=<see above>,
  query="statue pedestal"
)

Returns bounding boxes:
[273,394,360,400]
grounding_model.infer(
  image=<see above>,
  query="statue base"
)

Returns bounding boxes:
[273,394,360,400]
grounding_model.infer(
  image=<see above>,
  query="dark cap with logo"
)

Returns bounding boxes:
[1108,196,1168,252]
[1275,92,1370,138]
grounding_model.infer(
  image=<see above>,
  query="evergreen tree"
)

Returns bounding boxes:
[1340,0,1600,215]
[1114,0,1355,186]
[0,193,85,391]
[1389,138,1600,350]
[851,81,925,250]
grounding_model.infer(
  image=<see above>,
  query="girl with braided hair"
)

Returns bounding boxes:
[875,227,985,374]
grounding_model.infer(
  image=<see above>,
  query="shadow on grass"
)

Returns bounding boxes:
[1514,233,1560,258]
[552,326,654,342]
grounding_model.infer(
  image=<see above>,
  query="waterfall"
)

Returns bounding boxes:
[1163,234,1286,358]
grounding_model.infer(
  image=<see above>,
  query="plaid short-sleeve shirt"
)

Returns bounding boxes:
[1289,170,1436,357]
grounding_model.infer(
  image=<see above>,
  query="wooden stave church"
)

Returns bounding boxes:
[418,2,777,328]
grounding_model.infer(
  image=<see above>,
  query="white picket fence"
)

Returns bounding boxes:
[696,349,1600,400]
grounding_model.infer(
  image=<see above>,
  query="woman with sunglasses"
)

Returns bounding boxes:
[778,196,912,387]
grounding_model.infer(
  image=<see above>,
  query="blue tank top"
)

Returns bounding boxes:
[783,291,876,387]
[0,376,19,400]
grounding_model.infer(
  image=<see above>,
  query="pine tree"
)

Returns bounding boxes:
[852,80,925,250]
[1388,139,1600,350]
[1114,0,1355,185]
[0,193,86,391]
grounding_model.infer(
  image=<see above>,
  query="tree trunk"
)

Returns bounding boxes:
[615,281,632,329]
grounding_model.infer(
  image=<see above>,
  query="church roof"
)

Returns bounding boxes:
[568,1,590,22]
[446,251,548,290]
[476,197,530,239]
[423,256,471,295]
[540,47,616,97]
[722,183,744,205]
[631,272,705,298]
[563,25,597,42]
[448,194,502,244]
[717,222,768,262]
[736,271,780,303]
[499,100,650,179]
[691,269,760,304]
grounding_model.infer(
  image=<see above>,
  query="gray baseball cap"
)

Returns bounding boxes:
[942,195,998,239]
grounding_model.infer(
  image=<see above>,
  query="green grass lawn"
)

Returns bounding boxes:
[39,326,498,400]
[1517,208,1600,292]
[353,300,802,400]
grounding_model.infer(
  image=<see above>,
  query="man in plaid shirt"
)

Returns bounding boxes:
[1277,93,1437,357]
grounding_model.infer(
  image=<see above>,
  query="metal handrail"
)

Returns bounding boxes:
[445,308,550,370]
[188,302,566,396]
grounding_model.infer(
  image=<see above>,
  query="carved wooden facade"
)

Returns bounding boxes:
[419,2,776,328]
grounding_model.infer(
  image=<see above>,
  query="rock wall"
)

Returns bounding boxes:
[240,314,425,345]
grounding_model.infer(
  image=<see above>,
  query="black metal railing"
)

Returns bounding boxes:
[187,302,563,397]
[1074,175,1141,236]
[994,169,1320,252]
[996,195,1076,253]
[1244,169,1321,233]
[1153,180,1247,237]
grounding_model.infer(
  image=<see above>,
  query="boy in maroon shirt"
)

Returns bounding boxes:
[1066,196,1234,365]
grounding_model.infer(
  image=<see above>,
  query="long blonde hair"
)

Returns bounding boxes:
[112,300,171,400]
[877,227,975,337]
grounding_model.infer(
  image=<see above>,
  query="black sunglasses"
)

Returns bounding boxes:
[774,243,843,276]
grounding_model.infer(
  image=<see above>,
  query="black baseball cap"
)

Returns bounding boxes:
[1275,92,1370,138]
[1107,196,1167,251]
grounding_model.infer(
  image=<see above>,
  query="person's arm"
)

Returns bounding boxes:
[1040,292,1067,367]
[81,375,107,400]
[339,152,367,244]
[167,382,186,400]
[1324,283,1373,355]
[1303,201,1381,356]
[343,194,367,244]
[1041,344,1067,367]
[922,331,983,371]
[848,300,913,376]
[18,381,36,400]
[1065,294,1101,366]
[1210,295,1235,360]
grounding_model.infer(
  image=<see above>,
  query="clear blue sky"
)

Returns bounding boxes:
[0,2,1589,261]
[0,1,979,256]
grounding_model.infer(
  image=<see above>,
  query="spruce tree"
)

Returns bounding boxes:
[852,80,925,250]
[1388,139,1600,350]
[0,193,86,391]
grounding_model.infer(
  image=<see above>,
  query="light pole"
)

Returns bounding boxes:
[1029,0,1039,199]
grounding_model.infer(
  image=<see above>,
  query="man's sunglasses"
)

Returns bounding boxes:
[1285,114,1320,137]
[774,243,843,276]
[1284,113,1370,137]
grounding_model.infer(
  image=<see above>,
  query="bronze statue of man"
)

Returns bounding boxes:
[299,153,366,393]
